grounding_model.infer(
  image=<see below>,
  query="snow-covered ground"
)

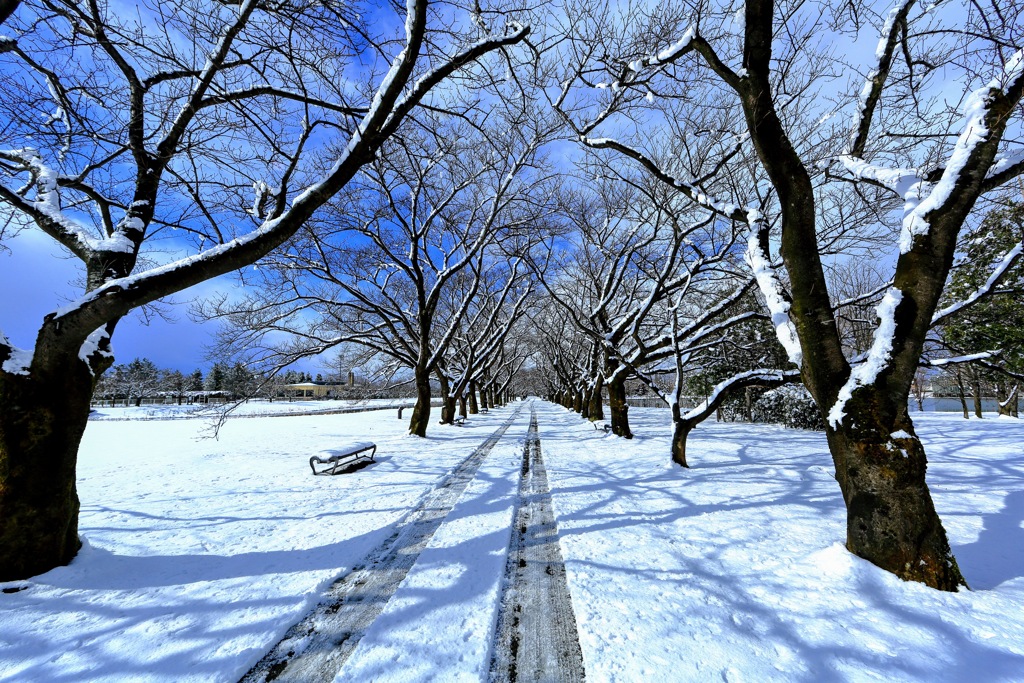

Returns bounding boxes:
[2,401,1023,682]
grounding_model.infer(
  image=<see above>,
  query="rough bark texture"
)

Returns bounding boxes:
[670,404,691,468]
[408,367,433,437]
[0,357,94,580]
[606,375,632,438]
[588,376,604,421]
[469,380,479,414]
[826,388,966,590]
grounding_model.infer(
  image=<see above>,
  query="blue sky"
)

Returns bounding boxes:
[1,227,230,372]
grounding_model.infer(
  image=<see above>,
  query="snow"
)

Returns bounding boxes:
[1,343,33,376]
[744,229,803,365]
[2,402,1024,681]
[78,326,112,373]
[898,48,1024,254]
[86,398,425,421]
[828,287,902,427]
[932,242,1024,324]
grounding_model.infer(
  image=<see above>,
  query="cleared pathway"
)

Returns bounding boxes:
[489,404,586,682]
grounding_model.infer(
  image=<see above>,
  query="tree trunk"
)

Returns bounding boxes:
[826,388,967,591]
[670,403,692,468]
[580,386,592,420]
[468,380,479,414]
[0,359,95,580]
[998,385,1019,417]
[588,375,605,420]
[607,374,632,438]
[970,367,983,418]
[479,383,489,411]
[408,366,433,437]
[955,370,970,419]
[458,394,468,418]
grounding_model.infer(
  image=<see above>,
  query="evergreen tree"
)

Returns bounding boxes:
[942,203,1024,415]
[205,363,226,392]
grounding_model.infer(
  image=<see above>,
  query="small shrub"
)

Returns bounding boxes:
[751,384,825,431]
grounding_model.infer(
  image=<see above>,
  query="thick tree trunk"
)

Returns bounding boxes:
[469,380,479,414]
[607,374,632,438]
[588,375,604,421]
[408,367,433,437]
[572,388,582,414]
[826,389,967,590]
[458,395,468,418]
[479,383,489,411]
[0,359,94,580]
[580,386,592,420]
[670,403,692,468]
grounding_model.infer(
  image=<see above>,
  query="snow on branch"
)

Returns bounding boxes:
[832,156,926,199]
[846,0,917,156]
[923,351,999,366]
[0,329,33,376]
[580,135,753,223]
[900,47,1024,254]
[931,241,1024,326]
[744,227,802,365]
[681,368,800,421]
[627,28,696,73]
[0,148,134,257]
[827,287,903,427]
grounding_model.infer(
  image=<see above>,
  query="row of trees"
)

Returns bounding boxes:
[1,0,1022,596]
[93,360,257,405]
[518,0,1024,594]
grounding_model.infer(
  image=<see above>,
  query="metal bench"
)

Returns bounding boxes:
[594,421,611,433]
[309,442,377,475]
[479,407,489,414]
[453,415,466,426]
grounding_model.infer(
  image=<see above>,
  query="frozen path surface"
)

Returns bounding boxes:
[489,404,586,682]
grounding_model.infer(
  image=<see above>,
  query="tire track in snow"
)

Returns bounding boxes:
[489,402,586,682]
[241,405,524,683]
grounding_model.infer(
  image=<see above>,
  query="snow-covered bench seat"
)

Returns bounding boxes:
[453,415,466,426]
[309,442,377,476]
[593,421,611,433]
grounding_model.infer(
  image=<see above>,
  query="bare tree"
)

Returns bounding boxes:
[549,0,1024,590]
[203,104,554,436]
[0,0,530,580]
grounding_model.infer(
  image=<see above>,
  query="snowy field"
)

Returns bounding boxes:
[88,398,419,421]
[2,401,1023,682]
